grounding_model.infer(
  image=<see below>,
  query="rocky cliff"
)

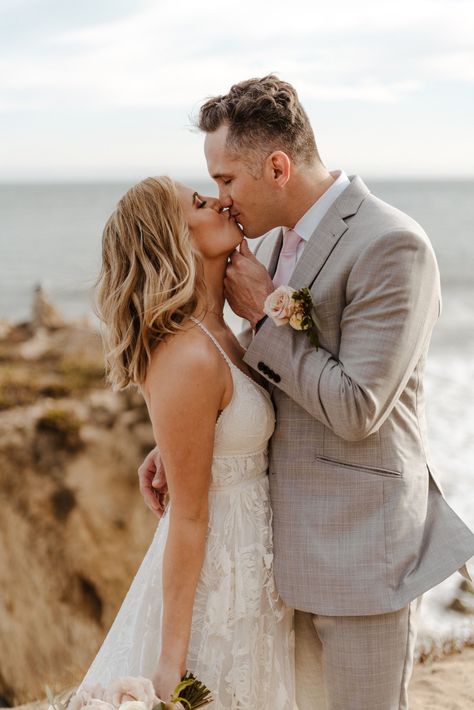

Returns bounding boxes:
[0,318,157,705]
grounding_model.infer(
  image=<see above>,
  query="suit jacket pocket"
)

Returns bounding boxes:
[315,455,402,478]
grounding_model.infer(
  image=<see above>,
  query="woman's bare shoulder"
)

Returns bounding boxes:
[143,324,223,399]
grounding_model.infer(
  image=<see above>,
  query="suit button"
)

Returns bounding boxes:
[257,361,265,372]
[274,374,281,383]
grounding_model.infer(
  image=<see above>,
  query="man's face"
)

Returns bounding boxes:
[204,125,283,238]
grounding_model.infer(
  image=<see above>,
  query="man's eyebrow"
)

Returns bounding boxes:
[210,172,229,180]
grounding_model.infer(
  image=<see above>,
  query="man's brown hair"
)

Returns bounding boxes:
[198,74,320,167]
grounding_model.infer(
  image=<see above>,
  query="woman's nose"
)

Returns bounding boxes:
[204,195,223,212]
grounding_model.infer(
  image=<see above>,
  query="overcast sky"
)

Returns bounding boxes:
[1,0,473,181]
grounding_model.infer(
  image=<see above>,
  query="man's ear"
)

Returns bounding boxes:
[266,151,291,188]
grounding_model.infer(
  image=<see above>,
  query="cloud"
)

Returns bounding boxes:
[0,0,472,178]
[298,80,423,103]
[422,50,474,83]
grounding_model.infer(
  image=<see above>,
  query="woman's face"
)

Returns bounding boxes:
[175,183,243,258]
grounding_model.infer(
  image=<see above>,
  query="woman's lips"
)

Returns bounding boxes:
[220,207,242,231]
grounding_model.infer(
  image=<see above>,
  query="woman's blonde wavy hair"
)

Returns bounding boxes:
[95,176,204,390]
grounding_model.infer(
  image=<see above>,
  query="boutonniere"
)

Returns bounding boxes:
[264,285,320,348]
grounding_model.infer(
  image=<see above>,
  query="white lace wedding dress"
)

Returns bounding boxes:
[78,318,296,709]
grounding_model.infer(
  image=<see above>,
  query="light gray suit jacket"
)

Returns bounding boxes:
[243,175,474,616]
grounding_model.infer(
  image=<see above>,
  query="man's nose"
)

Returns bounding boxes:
[217,189,232,209]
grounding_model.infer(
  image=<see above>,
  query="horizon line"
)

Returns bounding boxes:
[1,175,474,186]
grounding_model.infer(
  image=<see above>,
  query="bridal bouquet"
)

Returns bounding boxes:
[47,673,212,710]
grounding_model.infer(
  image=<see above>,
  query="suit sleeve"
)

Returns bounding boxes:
[243,229,441,442]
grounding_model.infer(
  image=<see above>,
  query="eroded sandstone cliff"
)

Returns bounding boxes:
[0,319,157,705]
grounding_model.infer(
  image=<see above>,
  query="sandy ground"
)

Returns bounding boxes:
[410,647,474,710]
[8,647,474,710]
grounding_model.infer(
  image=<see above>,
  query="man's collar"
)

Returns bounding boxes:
[283,170,350,242]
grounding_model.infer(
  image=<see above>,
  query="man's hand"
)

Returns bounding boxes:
[224,239,274,328]
[138,446,168,517]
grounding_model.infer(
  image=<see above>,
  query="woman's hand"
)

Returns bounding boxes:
[151,658,183,705]
[137,445,168,517]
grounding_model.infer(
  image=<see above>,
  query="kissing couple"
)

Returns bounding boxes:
[75,76,474,709]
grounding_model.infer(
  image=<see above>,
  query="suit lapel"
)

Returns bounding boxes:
[289,175,370,290]
[288,217,347,289]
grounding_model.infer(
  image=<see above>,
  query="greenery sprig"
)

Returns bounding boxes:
[155,672,213,709]
[290,287,320,349]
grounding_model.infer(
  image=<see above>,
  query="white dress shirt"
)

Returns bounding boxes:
[282,170,350,262]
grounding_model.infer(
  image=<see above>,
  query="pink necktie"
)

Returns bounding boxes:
[273,229,304,288]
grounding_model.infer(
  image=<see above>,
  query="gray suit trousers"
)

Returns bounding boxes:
[295,599,421,710]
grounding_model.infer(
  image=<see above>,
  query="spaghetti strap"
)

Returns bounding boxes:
[190,316,271,401]
[190,316,234,369]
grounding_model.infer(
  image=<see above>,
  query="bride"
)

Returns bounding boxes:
[78,176,296,708]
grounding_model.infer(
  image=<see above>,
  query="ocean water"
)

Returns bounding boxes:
[1,179,473,646]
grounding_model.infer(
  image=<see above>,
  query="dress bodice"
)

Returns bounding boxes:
[190,318,275,490]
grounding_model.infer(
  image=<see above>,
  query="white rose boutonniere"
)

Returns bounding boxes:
[264,286,320,348]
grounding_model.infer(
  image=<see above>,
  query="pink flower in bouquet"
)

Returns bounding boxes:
[103,677,157,710]
[263,286,295,326]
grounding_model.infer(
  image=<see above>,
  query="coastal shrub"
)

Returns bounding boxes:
[78,575,103,623]
[0,372,38,410]
[36,347,64,364]
[39,382,71,398]
[51,486,77,521]
[36,407,83,451]
[0,343,14,363]
[58,357,105,390]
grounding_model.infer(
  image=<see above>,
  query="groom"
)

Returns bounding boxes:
[140,76,474,709]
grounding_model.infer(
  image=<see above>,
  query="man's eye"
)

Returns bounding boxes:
[223,179,232,186]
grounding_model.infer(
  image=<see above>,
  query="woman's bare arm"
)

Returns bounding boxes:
[144,334,227,699]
